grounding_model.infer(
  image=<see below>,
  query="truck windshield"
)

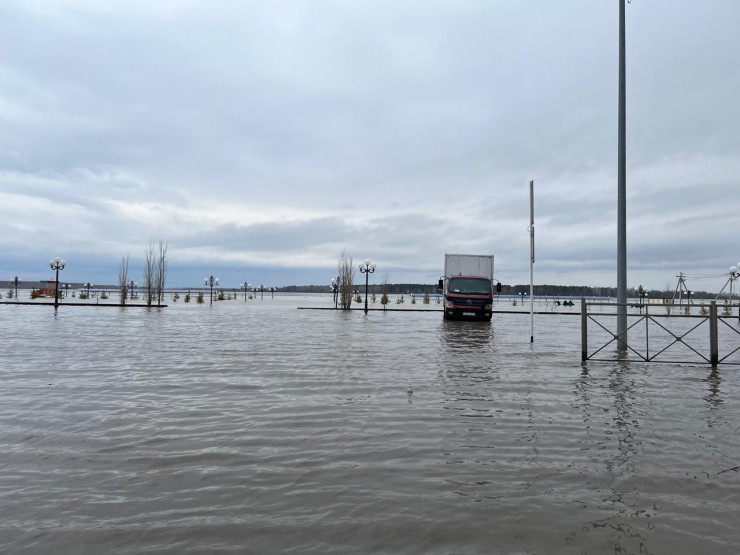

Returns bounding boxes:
[448,277,491,295]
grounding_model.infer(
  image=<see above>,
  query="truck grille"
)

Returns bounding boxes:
[447,296,488,307]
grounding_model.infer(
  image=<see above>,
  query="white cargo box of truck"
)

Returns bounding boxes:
[444,254,494,280]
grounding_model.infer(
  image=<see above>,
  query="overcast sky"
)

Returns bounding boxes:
[1,0,739,291]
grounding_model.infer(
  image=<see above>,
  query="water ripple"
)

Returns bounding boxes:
[1,301,739,553]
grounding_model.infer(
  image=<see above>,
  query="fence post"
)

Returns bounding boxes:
[710,301,718,367]
[581,298,588,361]
[645,300,650,361]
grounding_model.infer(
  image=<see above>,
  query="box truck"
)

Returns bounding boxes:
[438,254,499,321]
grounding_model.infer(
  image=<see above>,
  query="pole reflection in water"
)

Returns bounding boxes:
[704,368,723,409]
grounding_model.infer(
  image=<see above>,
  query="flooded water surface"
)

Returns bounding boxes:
[1,299,739,554]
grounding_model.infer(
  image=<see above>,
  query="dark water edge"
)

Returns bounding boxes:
[1,301,738,554]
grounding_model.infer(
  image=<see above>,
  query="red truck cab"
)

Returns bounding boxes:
[439,275,497,321]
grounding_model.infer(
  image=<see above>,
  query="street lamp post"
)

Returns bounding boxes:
[63,284,71,298]
[260,285,264,300]
[49,257,66,308]
[331,276,340,309]
[204,276,219,305]
[83,282,93,299]
[638,285,646,313]
[129,280,137,300]
[270,287,275,300]
[731,265,740,301]
[714,264,740,316]
[358,259,377,314]
[11,276,21,300]
[241,282,250,302]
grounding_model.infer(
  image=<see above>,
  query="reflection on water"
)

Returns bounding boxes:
[586,363,651,553]
[1,303,739,554]
[705,368,723,408]
[439,318,494,350]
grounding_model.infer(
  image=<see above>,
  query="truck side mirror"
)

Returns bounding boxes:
[496,282,502,293]
[438,279,444,290]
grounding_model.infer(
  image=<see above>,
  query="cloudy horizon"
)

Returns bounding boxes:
[2,1,739,293]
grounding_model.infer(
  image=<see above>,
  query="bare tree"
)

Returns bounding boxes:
[144,241,156,307]
[143,239,168,307]
[118,254,129,305]
[337,249,355,310]
[155,240,168,306]
[380,275,389,307]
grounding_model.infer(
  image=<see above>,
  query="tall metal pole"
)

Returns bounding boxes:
[709,301,718,368]
[529,180,535,344]
[617,0,628,352]
[581,298,588,362]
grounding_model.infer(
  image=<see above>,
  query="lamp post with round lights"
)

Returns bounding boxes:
[129,280,137,300]
[11,276,21,300]
[204,276,219,305]
[358,259,376,314]
[241,282,250,302]
[83,282,93,299]
[63,283,71,298]
[730,265,740,301]
[49,257,66,308]
[330,276,340,309]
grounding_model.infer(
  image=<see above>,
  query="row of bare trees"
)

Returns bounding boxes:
[118,240,168,306]
[117,245,366,310]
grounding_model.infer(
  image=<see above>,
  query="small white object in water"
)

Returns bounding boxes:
[407,384,414,395]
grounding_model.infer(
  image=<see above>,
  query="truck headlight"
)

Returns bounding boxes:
[485,304,492,311]
[444,300,454,309]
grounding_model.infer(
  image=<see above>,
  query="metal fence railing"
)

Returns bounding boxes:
[581,299,740,367]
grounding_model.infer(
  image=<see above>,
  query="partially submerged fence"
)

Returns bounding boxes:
[581,299,740,366]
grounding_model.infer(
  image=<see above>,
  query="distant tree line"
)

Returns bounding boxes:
[272,282,717,300]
